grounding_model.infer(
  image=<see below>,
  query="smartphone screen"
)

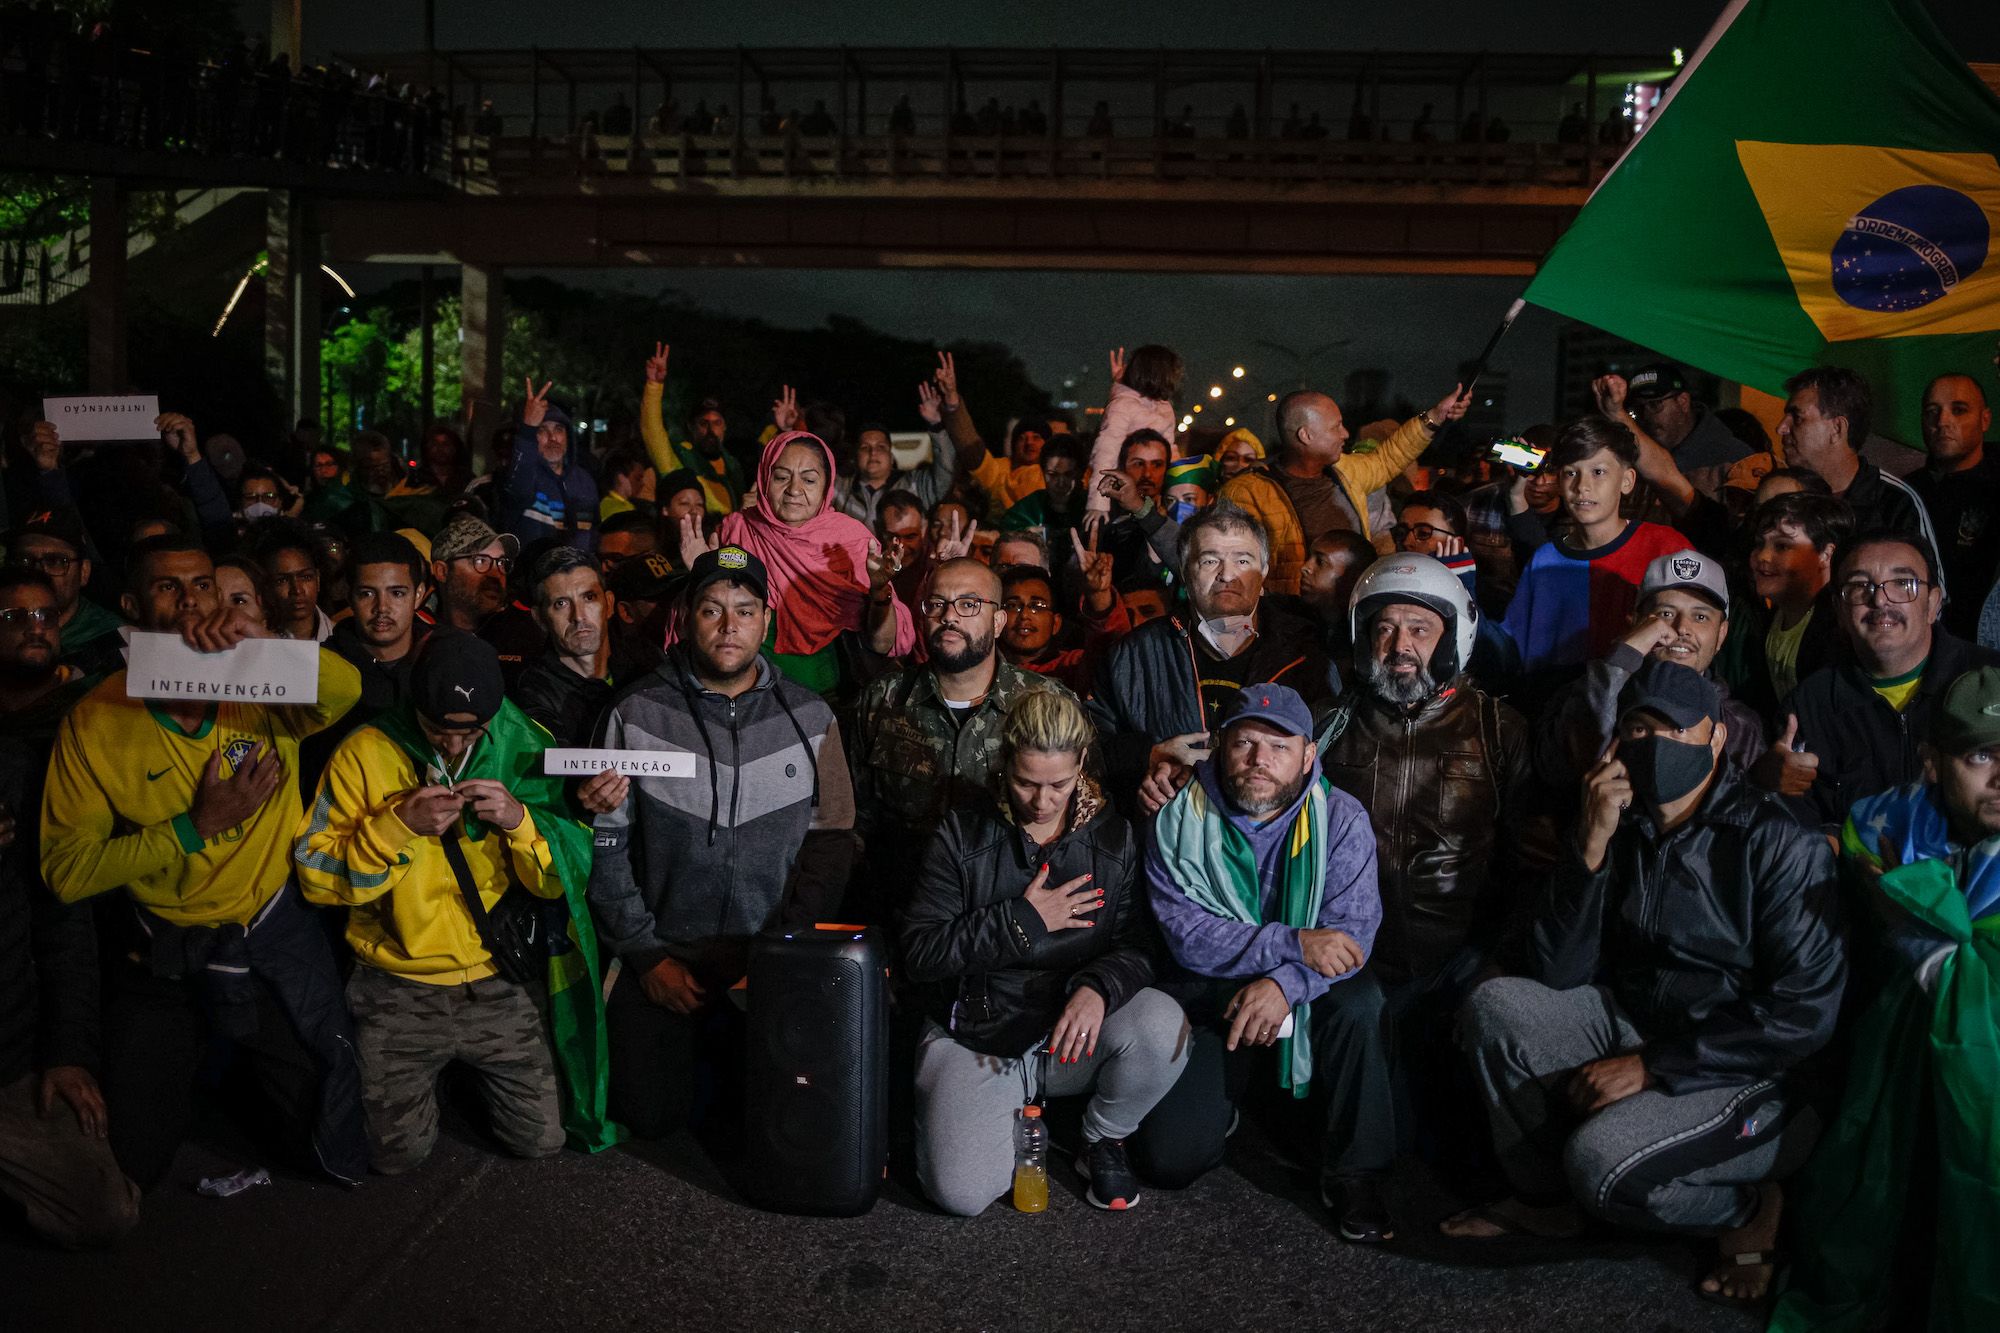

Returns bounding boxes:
[1489,439,1547,471]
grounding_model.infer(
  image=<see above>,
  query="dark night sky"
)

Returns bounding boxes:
[260,2,2000,431]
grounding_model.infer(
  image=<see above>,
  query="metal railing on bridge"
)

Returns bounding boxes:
[450,126,1610,192]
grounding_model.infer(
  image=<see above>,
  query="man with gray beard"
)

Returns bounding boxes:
[1309,554,1546,1236]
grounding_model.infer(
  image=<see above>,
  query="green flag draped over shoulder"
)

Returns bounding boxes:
[1525,0,2000,446]
[376,700,623,1152]
[1769,793,2000,1331]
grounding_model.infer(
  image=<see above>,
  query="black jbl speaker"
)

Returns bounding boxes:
[740,925,889,1216]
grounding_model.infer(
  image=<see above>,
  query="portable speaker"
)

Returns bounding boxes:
[740,925,889,1216]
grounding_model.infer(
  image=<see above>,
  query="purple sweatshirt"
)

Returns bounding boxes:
[1147,757,1382,1008]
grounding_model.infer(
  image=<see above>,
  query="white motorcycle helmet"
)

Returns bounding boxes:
[1347,553,1478,684]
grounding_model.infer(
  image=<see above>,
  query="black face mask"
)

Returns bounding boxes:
[1622,733,1714,808]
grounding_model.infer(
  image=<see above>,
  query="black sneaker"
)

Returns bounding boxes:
[1077,1137,1142,1211]
[1323,1174,1394,1244]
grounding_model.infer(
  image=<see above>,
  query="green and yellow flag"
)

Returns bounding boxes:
[1525,0,2000,445]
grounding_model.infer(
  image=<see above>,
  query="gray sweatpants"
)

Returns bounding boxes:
[345,966,566,1175]
[1458,976,1820,1235]
[915,987,1189,1217]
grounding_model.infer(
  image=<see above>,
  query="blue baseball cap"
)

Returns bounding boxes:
[1215,683,1314,739]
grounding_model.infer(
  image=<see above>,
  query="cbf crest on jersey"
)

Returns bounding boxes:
[222,737,258,774]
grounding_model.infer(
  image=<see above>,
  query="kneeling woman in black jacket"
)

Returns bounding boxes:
[900,689,1189,1215]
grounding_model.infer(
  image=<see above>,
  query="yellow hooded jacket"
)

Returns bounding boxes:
[295,723,565,985]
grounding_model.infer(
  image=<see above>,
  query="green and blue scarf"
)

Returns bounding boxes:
[1155,771,1331,1097]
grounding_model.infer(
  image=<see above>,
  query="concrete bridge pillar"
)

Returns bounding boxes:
[459,263,506,465]
[85,177,127,392]
[264,189,321,433]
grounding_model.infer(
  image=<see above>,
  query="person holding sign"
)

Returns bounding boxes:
[296,631,613,1170]
[587,545,855,1141]
[38,534,369,1191]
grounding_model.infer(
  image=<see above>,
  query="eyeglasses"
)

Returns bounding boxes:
[1838,576,1930,606]
[12,552,75,575]
[1391,523,1458,543]
[1002,598,1054,615]
[454,553,513,574]
[0,606,57,629]
[919,594,1001,620]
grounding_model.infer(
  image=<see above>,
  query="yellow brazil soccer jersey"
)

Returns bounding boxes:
[40,650,362,928]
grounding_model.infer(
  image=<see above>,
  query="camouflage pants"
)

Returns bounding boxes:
[344,967,564,1175]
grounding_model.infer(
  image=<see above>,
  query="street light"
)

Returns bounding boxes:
[1266,393,1277,402]
[1208,385,1223,399]
[1192,404,1202,414]
[1224,417,1235,426]
[1231,366,1245,379]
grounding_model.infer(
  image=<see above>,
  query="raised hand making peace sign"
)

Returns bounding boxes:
[522,377,555,428]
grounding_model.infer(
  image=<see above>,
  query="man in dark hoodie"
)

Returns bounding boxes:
[502,378,599,554]
[0,568,139,1247]
[586,546,855,1139]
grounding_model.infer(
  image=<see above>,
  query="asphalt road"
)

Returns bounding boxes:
[11,1106,1764,1333]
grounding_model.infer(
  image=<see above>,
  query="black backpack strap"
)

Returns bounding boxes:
[440,826,507,962]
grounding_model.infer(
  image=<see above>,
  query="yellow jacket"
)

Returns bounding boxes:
[1246,415,1435,582]
[640,381,737,515]
[1219,469,1307,596]
[41,650,362,927]
[296,723,565,985]
[1334,415,1433,545]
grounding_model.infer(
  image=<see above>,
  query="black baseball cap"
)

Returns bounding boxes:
[609,550,684,604]
[410,629,505,727]
[1617,657,1719,730]
[14,506,87,557]
[684,545,769,605]
[1215,683,1315,740]
[1626,362,1690,402]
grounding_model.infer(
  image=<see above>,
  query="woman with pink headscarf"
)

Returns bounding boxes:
[677,429,915,693]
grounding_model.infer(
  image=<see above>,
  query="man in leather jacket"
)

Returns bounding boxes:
[1313,553,1543,1242]
[1447,659,1845,1308]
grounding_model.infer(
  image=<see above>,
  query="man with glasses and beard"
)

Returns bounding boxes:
[1769,533,2000,830]
[427,513,541,689]
[852,557,1070,920]
[7,508,125,683]
[1306,554,1544,1243]
[587,546,854,1140]
[1132,685,1382,1226]
[0,569,139,1246]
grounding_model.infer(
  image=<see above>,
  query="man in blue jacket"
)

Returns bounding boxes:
[504,378,599,554]
[1131,684,1385,1237]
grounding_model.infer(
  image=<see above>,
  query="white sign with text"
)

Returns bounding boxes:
[125,633,320,704]
[43,394,161,442]
[542,748,696,778]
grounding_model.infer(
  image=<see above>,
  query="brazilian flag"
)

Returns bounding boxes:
[1525,0,2000,446]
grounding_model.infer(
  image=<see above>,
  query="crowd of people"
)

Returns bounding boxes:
[0,7,444,173]
[1,334,1995,1327]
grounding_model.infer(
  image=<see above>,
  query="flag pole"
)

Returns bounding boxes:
[1463,298,1526,394]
